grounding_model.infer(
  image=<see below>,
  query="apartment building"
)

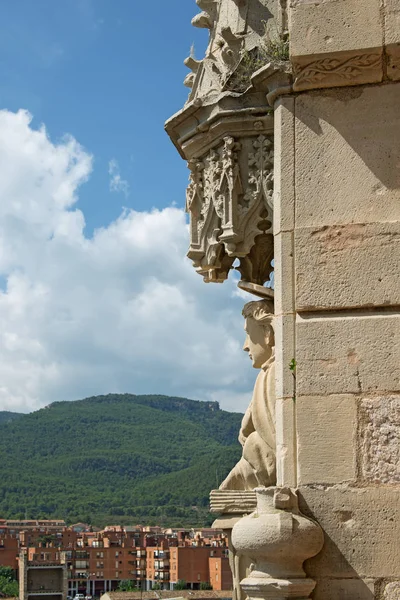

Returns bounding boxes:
[208,556,232,592]
[0,522,231,595]
[145,543,231,592]
[0,534,19,570]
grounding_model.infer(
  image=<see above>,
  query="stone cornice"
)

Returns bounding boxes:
[165,92,274,160]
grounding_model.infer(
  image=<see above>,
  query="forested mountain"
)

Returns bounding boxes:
[0,411,22,424]
[0,394,243,527]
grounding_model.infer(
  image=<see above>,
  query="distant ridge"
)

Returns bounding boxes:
[0,411,23,424]
[0,394,243,527]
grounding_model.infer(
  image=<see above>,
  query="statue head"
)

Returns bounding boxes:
[242,299,274,368]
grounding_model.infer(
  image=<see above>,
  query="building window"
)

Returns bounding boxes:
[216,575,219,582]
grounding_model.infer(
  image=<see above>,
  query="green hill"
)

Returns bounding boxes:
[0,411,23,424]
[0,394,243,527]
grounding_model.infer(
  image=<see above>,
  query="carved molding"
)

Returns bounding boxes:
[186,134,274,284]
[293,49,383,91]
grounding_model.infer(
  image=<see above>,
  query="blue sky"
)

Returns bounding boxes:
[0,0,207,232]
[0,1,256,414]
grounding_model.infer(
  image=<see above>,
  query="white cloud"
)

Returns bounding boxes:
[0,109,255,413]
[108,158,129,197]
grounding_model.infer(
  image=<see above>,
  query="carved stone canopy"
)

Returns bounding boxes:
[166,96,275,285]
[164,0,291,286]
[186,132,273,283]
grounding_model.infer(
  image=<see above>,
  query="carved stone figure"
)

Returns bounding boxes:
[220,296,276,491]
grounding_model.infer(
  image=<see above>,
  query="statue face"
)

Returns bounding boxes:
[243,317,273,369]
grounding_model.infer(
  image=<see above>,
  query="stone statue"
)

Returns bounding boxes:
[220,297,276,491]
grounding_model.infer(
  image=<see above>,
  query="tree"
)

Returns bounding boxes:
[174,580,187,590]
[2,580,19,597]
[0,568,18,598]
[0,567,15,582]
[200,582,213,590]
[117,580,138,592]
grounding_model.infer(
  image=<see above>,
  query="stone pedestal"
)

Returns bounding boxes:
[231,487,323,600]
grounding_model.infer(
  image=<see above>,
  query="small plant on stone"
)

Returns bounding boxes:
[224,29,289,92]
[289,358,296,403]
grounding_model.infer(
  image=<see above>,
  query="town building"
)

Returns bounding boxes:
[0,522,231,595]
[19,550,68,600]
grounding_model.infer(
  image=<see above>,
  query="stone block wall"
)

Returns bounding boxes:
[274,18,400,590]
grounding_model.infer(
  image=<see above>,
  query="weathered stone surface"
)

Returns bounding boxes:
[384,582,400,599]
[274,314,295,400]
[273,97,295,234]
[313,578,375,600]
[385,0,400,79]
[289,0,382,57]
[294,85,400,228]
[274,231,294,316]
[296,314,400,396]
[275,397,296,488]
[299,487,400,578]
[297,395,356,485]
[359,396,400,484]
[387,44,400,81]
[384,0,400,45]
[295,222,400,310]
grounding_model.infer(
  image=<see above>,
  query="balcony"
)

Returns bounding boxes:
[154,574,169,581]
[154,561,169,570]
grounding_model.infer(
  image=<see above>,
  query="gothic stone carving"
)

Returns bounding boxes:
[187,0,286,102]
[186,135,274,283]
